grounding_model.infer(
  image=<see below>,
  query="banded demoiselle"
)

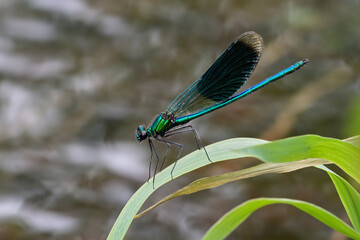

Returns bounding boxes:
[136,31,308,186]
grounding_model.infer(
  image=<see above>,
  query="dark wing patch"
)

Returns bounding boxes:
[166,31,263,117]
[197,31,263,101]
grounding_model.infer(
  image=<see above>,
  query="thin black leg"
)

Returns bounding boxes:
[164,125,212,163]
[151,142,168,187]
[159,142,171,172]
[149,138,159,188]
[164,128,201,149]
[147,139,153,182]
[154,136,183,179]
[163,124,195,135]
[148,138,171,188]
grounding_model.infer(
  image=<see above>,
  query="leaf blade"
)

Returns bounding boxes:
[317,165,360,232]
[202,198,360,240]
[107,135,360,240]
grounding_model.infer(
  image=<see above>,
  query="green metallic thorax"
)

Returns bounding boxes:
[149,113,178,137]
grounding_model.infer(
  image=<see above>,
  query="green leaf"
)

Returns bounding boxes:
[106,135,360,240]
[317,165,360,232]
[135,159,329,218]
[135,135,360,218]
[202,198,360,240]
[237,135,360,182]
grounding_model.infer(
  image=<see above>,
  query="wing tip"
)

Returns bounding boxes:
[234,31,264,55]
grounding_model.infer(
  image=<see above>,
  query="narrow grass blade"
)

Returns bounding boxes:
[135,159,329,218]
[317,165,360,232]
[202,198,360,240]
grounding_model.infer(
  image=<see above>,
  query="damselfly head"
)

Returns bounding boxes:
[136,125,148,142]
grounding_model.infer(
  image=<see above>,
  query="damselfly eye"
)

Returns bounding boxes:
[136,125,148,142]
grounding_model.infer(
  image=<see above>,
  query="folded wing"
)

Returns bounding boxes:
[166,31,264,117]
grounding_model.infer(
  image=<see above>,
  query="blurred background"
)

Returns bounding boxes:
[0,0,359,239]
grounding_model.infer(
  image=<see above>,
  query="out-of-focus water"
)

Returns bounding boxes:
[0,1,359,239]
